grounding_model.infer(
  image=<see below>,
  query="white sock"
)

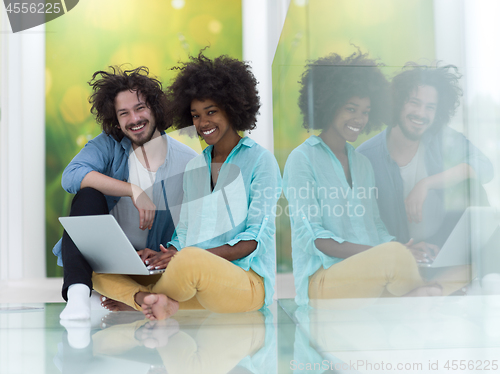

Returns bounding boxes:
[60,284,91,320]
[60,319,91,349]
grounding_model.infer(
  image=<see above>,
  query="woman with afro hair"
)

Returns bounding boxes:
[93,52,281,320]
[283,51,444,308]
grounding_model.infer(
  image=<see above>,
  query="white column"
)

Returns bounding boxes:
[242,0,290,152]
[462,0,500,208]
[433,0,466,132]
[0,11,46,280]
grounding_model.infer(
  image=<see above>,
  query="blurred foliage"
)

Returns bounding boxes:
[273,0,436,272]
[46,0,242,277]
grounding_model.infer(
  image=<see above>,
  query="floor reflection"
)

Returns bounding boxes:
[54,308,276,374]
[4,297,499,374]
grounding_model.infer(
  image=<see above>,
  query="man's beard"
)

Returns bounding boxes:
[399,122,421,141]
[398,115,430,141]
[126,121,156,147]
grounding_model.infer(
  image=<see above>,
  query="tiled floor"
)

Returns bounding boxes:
[1,278,500,374]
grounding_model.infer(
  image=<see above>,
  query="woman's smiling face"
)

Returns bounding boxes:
[191,99,236,146]
[329,96,371,143]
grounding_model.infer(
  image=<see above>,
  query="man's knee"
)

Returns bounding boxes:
[71,187,108,215]
[75,187,106,202]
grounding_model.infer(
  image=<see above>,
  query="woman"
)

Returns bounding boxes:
[93,52,281,320]
[283,51,444,307]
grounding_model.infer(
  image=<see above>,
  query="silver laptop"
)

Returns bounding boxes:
[59,215,165,275]
[419,207,498,268]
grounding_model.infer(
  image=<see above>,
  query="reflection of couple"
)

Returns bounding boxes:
[284,51,492,306]
[56,310,273,374]
[57,53,281,321]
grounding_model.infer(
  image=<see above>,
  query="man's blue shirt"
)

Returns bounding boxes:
[356,127,494,244]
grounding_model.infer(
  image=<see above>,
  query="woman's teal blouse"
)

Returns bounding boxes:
[283,136,394,305]
[169,137,282,306]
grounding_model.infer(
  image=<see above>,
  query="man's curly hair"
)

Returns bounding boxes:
[88,66,168,141]
[390,63,463,129]
[165,52,260,132]
[298,51,390,133]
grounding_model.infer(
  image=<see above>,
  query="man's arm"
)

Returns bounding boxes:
[442,127,494,184]
[80,170,134,196]
[81,171,156,230]
[405,163,476,223]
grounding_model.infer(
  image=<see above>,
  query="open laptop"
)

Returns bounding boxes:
[59,215,165,275]
[419,207,498,268]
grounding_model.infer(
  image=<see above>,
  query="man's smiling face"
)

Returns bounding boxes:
[115,90,157,147]
[398,85,438,141]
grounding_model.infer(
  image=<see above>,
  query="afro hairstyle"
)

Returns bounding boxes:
[298,50,390,133]
[165,51,260,132]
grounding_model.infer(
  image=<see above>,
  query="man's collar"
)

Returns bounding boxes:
[120,135,132,151]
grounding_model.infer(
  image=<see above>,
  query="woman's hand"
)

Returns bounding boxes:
[137,248,157,264]
[146,245,178,270]
[404,239,439,263]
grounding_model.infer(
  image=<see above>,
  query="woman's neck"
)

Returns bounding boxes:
[212,131,242,162]
[319,129,346,158]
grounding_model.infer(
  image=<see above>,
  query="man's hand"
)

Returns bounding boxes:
[405,178,429,223]
[404,239,439,263]
[146,245,178,270]
[131,184,156,230]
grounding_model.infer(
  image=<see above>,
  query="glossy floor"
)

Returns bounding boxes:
[1,289,500,373]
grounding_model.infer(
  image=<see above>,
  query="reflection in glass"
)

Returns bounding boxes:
[358,63,493,249]
[283,52,478,308]
[358,63,498,294]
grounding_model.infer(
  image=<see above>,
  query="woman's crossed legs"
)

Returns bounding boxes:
[93,247,265,319]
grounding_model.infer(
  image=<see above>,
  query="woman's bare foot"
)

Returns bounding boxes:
[404,285,443,297]
[100,311,145,329]
[140,294,179,321]
[135,319,180,348]
[101,296,136,312]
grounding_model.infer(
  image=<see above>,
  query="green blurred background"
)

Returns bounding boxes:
[45,0,242,277]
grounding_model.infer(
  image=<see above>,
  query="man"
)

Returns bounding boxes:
[357,63,493,258]
[54,66,197,320]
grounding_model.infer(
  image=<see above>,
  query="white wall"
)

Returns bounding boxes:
[433,0,500,209]
[242,0,290,152]
[0,9,46,280]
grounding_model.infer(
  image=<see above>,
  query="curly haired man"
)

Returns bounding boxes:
[55,66,197,321]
